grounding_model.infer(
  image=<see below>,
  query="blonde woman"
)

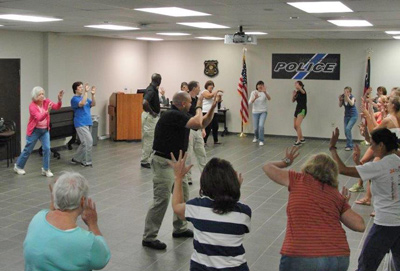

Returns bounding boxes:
[263,147,365,271]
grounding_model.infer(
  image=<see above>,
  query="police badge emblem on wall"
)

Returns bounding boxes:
[204,60,219,77]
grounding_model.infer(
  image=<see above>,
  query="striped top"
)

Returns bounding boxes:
[281,171,351,257]
[185,196,251,271]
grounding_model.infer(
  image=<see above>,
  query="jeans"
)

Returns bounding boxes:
[280,255,349,271]
[357,224,400,271]
[344,115,358,148]
[16,128,50,170]
[253,112,268,142]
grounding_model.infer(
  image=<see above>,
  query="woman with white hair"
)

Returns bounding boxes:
[24,171,111,271]
[14,87,64,177]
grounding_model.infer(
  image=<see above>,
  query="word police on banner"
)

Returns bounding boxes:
[272,53,340,80]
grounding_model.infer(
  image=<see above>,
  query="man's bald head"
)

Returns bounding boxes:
[173,91,191,112]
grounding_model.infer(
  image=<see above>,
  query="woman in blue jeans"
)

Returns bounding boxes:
[249,81,271,146]
[339,86,358,151]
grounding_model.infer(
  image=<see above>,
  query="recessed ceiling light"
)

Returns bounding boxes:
[287,1,353,13]
[328,20,372,27]
[156,32,191,36]
[134,7,210,17]
[393,36,400,40]
[177,22,229,29]
[136,37,163,41]
[0,14,62,22]
[245,32,268,35]
[385,31,400,35]
[195,37,224,40]
[85,24,139,31]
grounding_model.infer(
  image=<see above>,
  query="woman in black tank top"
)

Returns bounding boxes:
[292,81,307,146]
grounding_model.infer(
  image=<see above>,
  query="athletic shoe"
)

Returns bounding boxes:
[349,183,364,193]
[14,164,26,175]
[259,142,264,146]
[300,139,306,143]
[252,137,258,143]
[293,141,302,146]
[345,147,352,151]
[71,158,80,165]
[142,240,167,250]
[140,163,150,169]
[41,168,54,177]
[81,163,93,168]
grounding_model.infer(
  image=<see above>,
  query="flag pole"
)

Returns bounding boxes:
[239,46,247,138]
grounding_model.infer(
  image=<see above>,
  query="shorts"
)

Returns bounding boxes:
[294,108,307,118]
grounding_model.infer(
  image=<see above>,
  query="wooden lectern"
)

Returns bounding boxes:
[108,93,143,141]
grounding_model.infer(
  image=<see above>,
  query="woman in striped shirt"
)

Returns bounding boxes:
[263,147,365,271]
[171,151,251,271]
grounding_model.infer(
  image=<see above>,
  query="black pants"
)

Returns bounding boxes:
[204,113,219,143]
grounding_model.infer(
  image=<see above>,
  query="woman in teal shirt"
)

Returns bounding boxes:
[24,171,111,271]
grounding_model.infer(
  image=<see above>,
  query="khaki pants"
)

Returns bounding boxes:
[143,154,189,241]
[186,129,207,183]
[141,112,159,164]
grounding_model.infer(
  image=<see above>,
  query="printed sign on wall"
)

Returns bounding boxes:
[272,53,340,80]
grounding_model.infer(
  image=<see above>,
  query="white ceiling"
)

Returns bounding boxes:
[0,0,399,40]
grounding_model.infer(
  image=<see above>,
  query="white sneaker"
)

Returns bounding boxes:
[259,142,264,146]
[41,168,54,177]
[252,137,258,143]
[14,164,26,175]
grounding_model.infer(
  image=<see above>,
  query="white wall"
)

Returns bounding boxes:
[148,39,400,140]
[0,30,44,146]
[46,34,149,136]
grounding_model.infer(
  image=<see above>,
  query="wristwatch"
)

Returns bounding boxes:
[282,158,291,166]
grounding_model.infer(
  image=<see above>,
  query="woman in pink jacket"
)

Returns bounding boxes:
[14,87,64,177]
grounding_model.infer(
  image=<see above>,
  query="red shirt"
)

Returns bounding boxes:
[281,170,351,257]
[27,99,62,136]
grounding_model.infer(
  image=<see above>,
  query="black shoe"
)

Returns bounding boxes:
[300,139,306,143]
[188,181,193,185]
[142,239,167,250]
[71,158,80,165]
[293,141,302,146]
[214,142,221,145]
[172,229,194,238]
[141,163,151,169]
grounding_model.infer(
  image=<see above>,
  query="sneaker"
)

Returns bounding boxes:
[71,158,80,165]
[293,141,302,146]
[259,142,264,146]
[140,163,151,169]
[348,183,364,193]
[14,164,26,175]
[81,163,93,168]
[142,240,167,250]
[172,229,194,238]
[300,139,306,143]
[41,168,54,177]
[252,137,258,143]
[345,147,352,151]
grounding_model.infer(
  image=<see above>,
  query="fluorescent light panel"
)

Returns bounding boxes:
[85,24,139,31]
[157,32,191,36]
[328,20,372,27]
[393,36,400,40]
[386,31,400,35]
[137,37,163,41]
[245,32,267,35]
[135,7,210,17]
[0,14,62,22]
[196,37,224,40]
[177,22,229,29]
[287,1,353,13]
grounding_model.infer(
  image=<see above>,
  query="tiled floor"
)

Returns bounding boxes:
[0,135,384,271]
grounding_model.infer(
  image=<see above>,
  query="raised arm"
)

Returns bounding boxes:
[78,84,89,107]
[262,147,299,187]
[201,91,222,128]
[169,150,192,221]
[90,86,96,107]
[186,95,203,129]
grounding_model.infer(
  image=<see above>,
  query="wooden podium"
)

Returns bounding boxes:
[108,93,143,141]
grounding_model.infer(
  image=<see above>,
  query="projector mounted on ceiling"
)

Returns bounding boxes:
[224,25,257,45]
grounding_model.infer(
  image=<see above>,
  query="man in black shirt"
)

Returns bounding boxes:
[141,73,161,168]
[142,90,221,250]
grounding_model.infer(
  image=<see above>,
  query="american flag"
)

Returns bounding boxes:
[363,57,370,95]
[237,54,249,124]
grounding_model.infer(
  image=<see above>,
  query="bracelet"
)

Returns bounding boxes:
[195,106,202,110]
[329,146,337,151]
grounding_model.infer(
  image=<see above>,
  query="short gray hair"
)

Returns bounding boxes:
[53,171,89,211]
[31,86,44,101]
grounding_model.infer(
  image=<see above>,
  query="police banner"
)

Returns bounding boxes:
[272,53,340,80]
